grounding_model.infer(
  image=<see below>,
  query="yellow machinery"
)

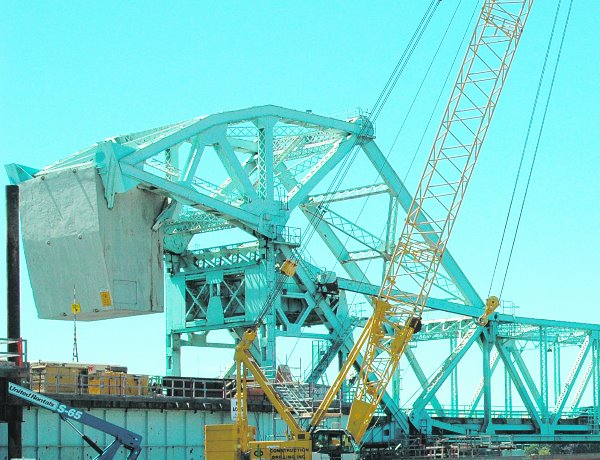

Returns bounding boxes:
[478,296,500,326]
[205,328,356,460]
[308,0,534,444]
[206,0,534,457]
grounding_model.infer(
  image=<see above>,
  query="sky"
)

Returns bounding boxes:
[0,1,598,408]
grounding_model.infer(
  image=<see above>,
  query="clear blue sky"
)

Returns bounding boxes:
[0,1,598,407]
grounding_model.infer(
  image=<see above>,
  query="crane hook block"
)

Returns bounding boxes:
[280,259,298,277]
[478,296,500,326]
[485,296,500,315]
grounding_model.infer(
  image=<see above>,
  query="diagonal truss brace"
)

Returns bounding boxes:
[496,339,544,431]
[411,325,482,421]
[551,335,591,425]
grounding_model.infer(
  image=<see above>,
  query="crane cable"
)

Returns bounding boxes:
[332,0,479,282]
[263,0,442,362]
[487,0,563,297]
[401,0,481,183]
[253,0,441,331]
[298,0,441,253]
[487,0,574,298]
[498,0,574,299]
[369,0,441,121]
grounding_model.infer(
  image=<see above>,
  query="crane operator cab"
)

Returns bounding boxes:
[311,428,359,460]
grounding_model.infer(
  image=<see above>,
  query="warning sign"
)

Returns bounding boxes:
[231,397,238,421]
[99,290,112,307]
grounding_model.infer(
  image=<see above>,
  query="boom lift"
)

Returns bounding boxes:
[205,0,534,457]
[7,381,142,459]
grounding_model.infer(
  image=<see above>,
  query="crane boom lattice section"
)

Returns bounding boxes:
[346,0,534,443]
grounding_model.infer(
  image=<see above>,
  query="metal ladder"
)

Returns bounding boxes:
[273,381,313,418]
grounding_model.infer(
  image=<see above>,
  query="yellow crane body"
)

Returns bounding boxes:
[310,0,535,444]
[206,0,535,455]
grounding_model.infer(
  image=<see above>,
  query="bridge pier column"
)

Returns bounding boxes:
[593,336,599,434]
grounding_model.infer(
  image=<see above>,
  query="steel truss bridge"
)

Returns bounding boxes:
[7,105,600,444]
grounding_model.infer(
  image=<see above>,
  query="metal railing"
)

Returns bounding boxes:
[425,404,591,420]
[0,337,27,368]
[26,368,237,400]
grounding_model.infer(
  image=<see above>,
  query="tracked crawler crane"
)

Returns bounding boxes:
[309,0,534,444]
[205,1,534,458]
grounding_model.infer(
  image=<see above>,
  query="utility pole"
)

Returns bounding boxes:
[6,184,23,459]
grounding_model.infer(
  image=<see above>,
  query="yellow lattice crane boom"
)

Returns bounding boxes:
[205,1,535,458]
[309,0,534,444]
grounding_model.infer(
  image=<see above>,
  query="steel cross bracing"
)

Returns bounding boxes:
[17,104,474,379]
[389,312,600,442]
[8,101,599,444]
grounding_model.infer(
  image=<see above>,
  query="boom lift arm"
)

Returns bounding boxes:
[207,0,535,456]
[309,0,534,443]
[235,328,311,454]
[8,382,142,459]
[229,327,356,460]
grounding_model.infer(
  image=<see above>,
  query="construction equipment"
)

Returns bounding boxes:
[7,381,142,459]
[208,0,534,456]
[309,0,534,444]
[205,326,358,460]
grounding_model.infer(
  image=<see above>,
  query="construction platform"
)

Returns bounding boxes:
[2,372,599,459]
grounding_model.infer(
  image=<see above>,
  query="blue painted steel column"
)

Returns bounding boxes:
[262,241,278,378]
[553,342,561,407]
[540,327,548,421]
[505,367,512,417]
[450,337,458,417]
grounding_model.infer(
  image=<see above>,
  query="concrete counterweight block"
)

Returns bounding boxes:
[19,164,164,320]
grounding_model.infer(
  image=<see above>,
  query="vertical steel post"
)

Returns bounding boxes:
[540,327,548,421]
[593,337,599,434]
[505,367,512,417]
[553,342,561,407]
[263,241,277,377]
[6,184,22,458]
[6,185,20,361]
[450,336,458,417]
[482,333,492,432]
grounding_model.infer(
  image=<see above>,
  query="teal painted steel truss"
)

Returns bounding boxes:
[6,105,599,444]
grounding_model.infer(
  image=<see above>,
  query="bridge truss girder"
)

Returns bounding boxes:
[99,105,477,380]
[404,313,600,442]
[8,105,599,444]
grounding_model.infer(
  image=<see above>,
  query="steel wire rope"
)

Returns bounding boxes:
[297,0,440,254]
[498,0,574,299]
[332,0,480,309]
[254,1,441,335]
[487,0,565,298]
[369,0,440,122]
[400,0,481,185]
[299,0,442,274]
[272,1,443,370]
